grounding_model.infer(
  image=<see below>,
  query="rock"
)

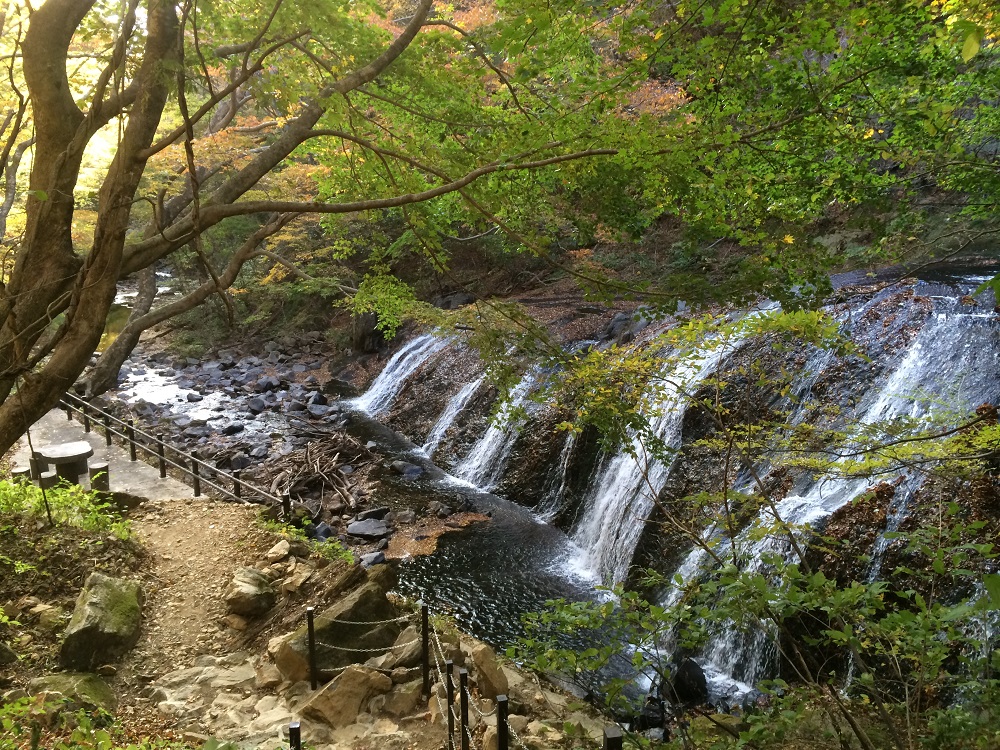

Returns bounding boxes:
[360,551,386,568]
[307,404,330,418]
[483,725,498,750]
[356,506,391,521]
[256,375,281,392]
[390,461,424,479]
[60,573,143,671]
[247,397,267,414]
[300,665,392,728]
[187,392,203,402]
[280,564,314,594]
[0,642,16,665]
[249,445,269,459]
[383,679,423,717]
[381,626,421,670]
[231,454,252,470]
[308,391,328,406]
[225,614,248,631]
[395,509,417,525]
[29,672,117,712]
[266,539,291,563]
[508,714,529,735]
[471,644,508,700]
[668,657,708,706]
[30,603,63,631]
[274,566,402,682]
[347,519,391,540]
[224,568,276,617]
[222,422,245,435]
[255,662,282,690]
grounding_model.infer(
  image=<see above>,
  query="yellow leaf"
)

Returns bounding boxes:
[783,234,795,244]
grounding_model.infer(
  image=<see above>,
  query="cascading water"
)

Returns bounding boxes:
[694,285,1000,693]
[421,377,485,458]
[571,334,746,586]
[536,431,578,520]
[453,369,540,490]
[351,333,448,415]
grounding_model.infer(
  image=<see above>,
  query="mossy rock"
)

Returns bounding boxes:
[28,672,117,713]
[60,572,144,671]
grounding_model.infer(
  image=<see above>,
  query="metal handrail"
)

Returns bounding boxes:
[60,391,283,506]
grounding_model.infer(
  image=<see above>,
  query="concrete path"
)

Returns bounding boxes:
[8,408,193,501]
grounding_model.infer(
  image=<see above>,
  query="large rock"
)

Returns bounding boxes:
[383,679,424,717]
[346,518,391,540]
[225,568,276,617]
[383,626,422,670]
[300,665,392,728]
[60,573,143,671]
[29,672,117,712]
[0,642,16,665]
[667,657,708,706]
[274,565,402,682]
[471,643,508,700]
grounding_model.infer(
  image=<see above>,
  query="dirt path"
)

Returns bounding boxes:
[117,497,269,697]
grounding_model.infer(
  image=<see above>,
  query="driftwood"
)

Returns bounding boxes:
[257,425,373,517]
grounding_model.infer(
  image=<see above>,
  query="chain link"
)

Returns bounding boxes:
[505,719,533,750]
[315,638,419,654]
[323,614,414,626]
[464,686,498,718]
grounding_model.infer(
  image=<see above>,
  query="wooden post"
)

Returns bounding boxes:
[282,491,291,519]
[233,470,242,499]
[157,434,166,478]
[497,695,509,750]
[103,414,112,446]
[445,659,455,750]
[604,726,623,750]
[307,607,318,690]
[127,419,137,461]
[66,402,73,420]
[288,721,301,750]
[459,668,470,750]
[82,403,91,433]
[89,462,110,493]
[421,602,430,698]
[192,461,201,497]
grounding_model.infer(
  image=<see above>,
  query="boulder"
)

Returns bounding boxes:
[383,679,424,717]
[667,657,708,706]
[29,672,117,712]
[383,627,422,670]
[266,539,291,563]
[0,642,16,665]
[274,566,402,682]
[224,568,276,617]
[346,518,390,540]
[60,573,143,671]
[361,551,386,568]
[356,506,390,521]
[300,665,392,728]
[471,643,508,700]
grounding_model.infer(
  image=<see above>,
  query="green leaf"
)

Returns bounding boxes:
[983,574,1000,610]
[961,27,984,63]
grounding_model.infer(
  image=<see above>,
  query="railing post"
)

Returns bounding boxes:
[192,460,201,497]
[421,601,430,699]
[233,470,242,499]
[459,668,470,750]
[127,419,137,461]
[66,401,73,420]
[604,726,623,750]
[103,414,112,446]
[307,606,318,690]
[282,491,291,519]
[497,695,509,750]
[157,434,166,478]
[445,660,455,750]
[288,721,301,750]
[82,403,91,433]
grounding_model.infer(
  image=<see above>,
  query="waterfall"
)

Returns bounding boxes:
[422,377,485,458]
[454,369,540,490]
[536,431,578,520]
[696,295,1000,691]
[571,336,743,586]
[351,333,448,415]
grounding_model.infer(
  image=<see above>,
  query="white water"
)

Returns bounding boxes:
[536,431,578,520]
[421,377,485,458]
[571,336,743,586]
[454,369,540,491]
[696,298,1000,690]
[351,334,448,415]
